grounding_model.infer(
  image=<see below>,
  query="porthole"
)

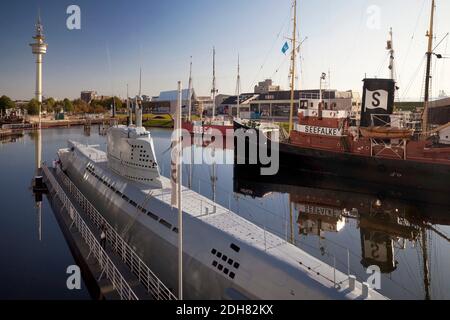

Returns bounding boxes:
[211,249,217,255]
[233,262,240,269]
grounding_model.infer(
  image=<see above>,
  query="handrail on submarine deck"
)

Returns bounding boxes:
[42,165,139,300]
[49,165,177,300]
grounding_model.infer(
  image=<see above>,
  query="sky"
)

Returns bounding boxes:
[0,0,449,101]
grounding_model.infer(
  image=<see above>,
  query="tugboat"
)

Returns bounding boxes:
[234,0,450,194]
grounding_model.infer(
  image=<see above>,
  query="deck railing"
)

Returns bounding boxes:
[55,166,177,300]
[42,165,139,300]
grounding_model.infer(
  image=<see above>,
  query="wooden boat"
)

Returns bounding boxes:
[359,126,414,139]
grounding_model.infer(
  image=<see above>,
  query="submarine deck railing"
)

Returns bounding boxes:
[42,165,139,300]
[54,166,177,300]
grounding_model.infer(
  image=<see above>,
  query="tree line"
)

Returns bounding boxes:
[0,95,124,116]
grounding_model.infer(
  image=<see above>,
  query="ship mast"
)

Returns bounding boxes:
[421,227,431,300]
[422,0,436,138]
[288,0,297,135]
[188,56,193,122]
[387,27,396,81]
[211,47,218,119]
[236,54,241,118]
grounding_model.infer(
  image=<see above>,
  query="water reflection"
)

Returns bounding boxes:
[233,166,450,299]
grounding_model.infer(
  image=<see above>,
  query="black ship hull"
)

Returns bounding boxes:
[233,120,450,206]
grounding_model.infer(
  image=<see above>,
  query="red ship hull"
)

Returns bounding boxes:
[182,120,233,136]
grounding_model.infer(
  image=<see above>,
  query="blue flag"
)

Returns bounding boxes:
[281,42,289,54]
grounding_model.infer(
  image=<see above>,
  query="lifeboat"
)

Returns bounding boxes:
[359,126,414,139]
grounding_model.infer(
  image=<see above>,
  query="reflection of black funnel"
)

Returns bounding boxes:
[360,229,397,273]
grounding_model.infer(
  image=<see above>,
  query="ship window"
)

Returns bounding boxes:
[129,200,137,207]
[218,264,223,271]
[212,261,218,267]
[159,219,172,229]
[216,252,222,258]
[141,208,146,214]
[229,272,235,279]
[230,243,240,253]
[222,255,227,262]
[147,212,158,220]
[233,262,240,269]
[172,227,178,233]
[115,190,122,196]
[211,249,217,255]
[227,258,233,265]
[122,195,129,201]
[224,268,229,275]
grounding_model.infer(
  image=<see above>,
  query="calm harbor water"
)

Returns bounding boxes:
[0,127,449,300]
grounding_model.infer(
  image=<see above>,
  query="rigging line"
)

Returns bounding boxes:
[399,0,427,80]
[397,248,423,295]
[248,6,292,92]
[375,53,390,77]
[401,55,426,100]
[341,0,370,67]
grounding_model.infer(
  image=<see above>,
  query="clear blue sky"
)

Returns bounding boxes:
[0,0,449,101]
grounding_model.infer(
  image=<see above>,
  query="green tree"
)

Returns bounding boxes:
[73,99,88,113]
[109,96,123,110]
[63,98,74,113]
[44,97,56,113]
[26,99,40,115]
[0,95,15,112]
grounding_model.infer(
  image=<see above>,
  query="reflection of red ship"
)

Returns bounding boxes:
[182,117,233,136]
[233,166,450,299]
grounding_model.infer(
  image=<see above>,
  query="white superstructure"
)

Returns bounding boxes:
[57,125,387,300]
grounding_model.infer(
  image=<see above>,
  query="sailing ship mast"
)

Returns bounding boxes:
[422,0,436,138]
[211,47,218,119]
[288,0,298,135]
[188,56,193,122]
[236,54,241,118]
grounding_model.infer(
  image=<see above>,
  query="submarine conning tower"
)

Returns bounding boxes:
[106,125,163,188]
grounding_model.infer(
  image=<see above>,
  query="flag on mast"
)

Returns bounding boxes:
[281,41,289,54]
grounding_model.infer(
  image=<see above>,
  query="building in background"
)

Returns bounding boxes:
[254,79,281,94]
[150,89,196,114]
[219,89,357,120]
[429,97,450,126]
[80,91,97,104]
